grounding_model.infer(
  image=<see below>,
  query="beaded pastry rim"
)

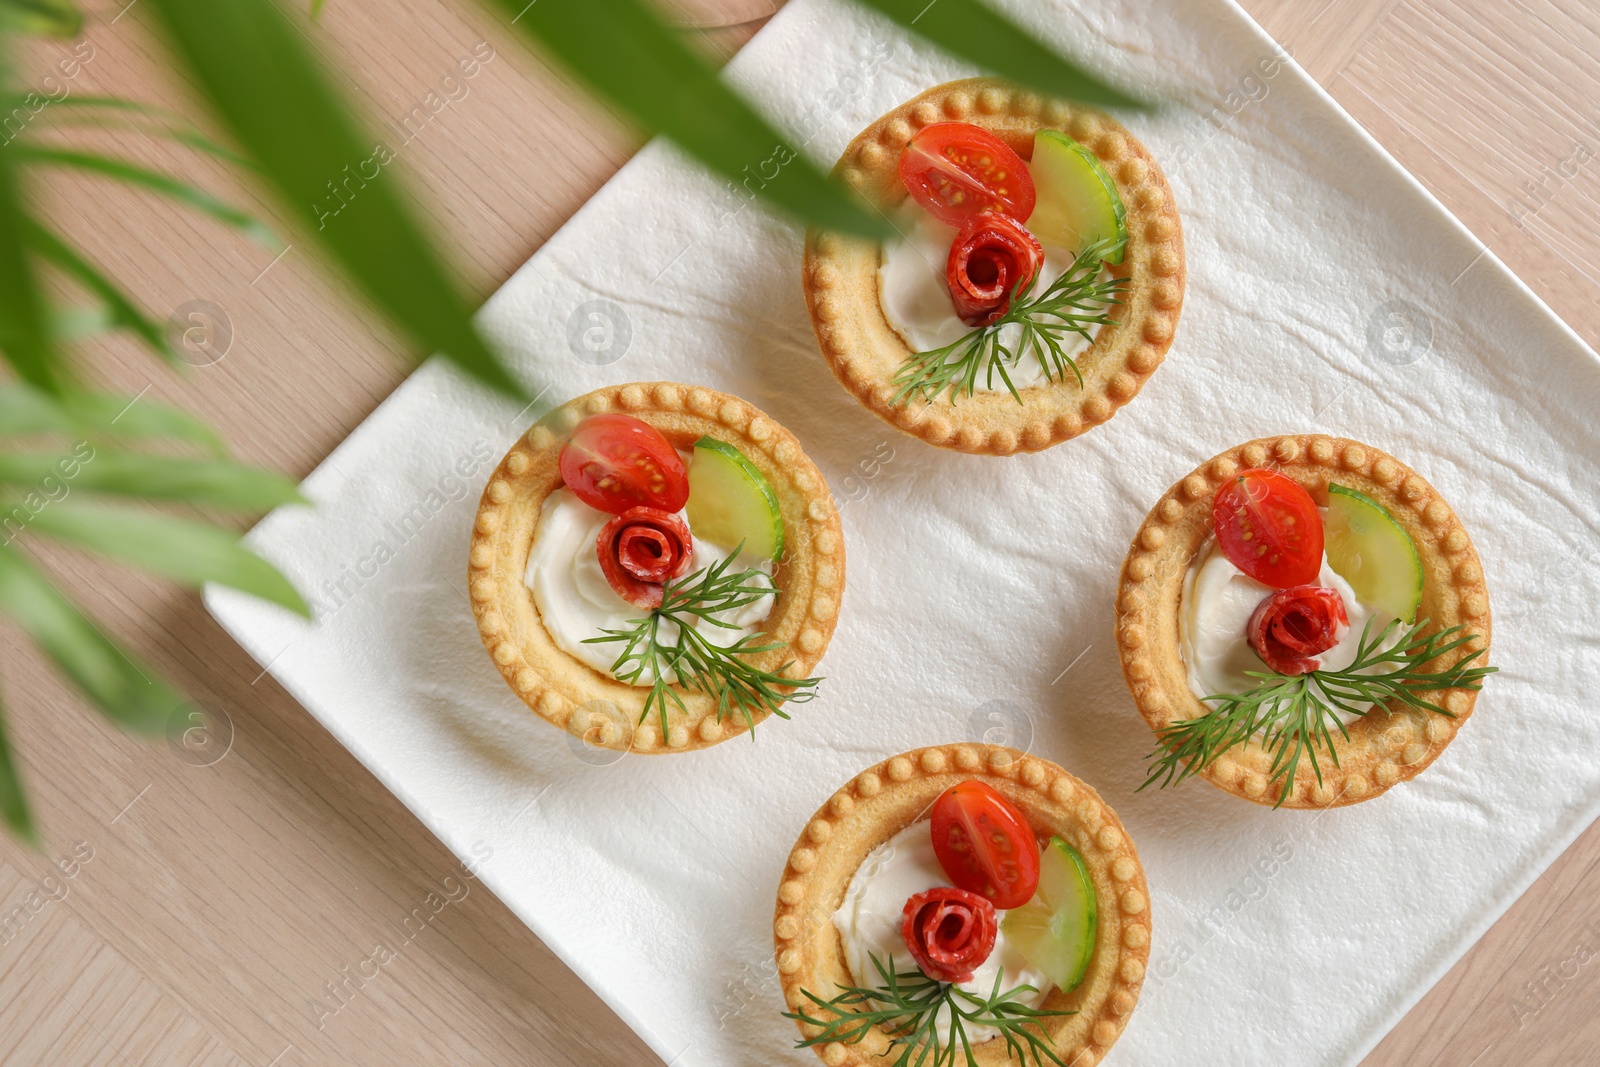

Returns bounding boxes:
[1114,434,1493,808]
[801,76,1186,456]
[773,744,1150,1067]
[467,382,845,754]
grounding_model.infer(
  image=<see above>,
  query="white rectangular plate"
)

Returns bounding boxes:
[207,1,1600,1063]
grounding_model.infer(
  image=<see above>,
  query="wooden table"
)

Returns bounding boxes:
[3,0,1596,1063]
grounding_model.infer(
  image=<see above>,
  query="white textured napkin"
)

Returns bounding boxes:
[207,0,1600,1064]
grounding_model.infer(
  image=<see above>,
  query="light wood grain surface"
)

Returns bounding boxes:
[3,1,1597,1064]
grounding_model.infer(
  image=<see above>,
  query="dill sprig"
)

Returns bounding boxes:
[583,549,820,739]
[1142,617,1496,807]
[784,953,1072,1067]
[891,235,1129,406]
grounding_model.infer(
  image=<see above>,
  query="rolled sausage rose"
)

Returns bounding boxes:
[945,210,1044,326]
[597,506,693,609]
[900,887,998,984]
[1248,585,1349,675]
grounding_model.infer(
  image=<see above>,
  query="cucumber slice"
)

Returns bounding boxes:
[1027,130,1128,264]
[1326,484,1423,623]
[999,836,1097,992]
[686,437,784,561]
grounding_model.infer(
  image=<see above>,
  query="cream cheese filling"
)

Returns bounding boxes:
[877,211,1094,393]
[832,822,1049,1044]
[1179,515,1399,724]
[523,487,773,682]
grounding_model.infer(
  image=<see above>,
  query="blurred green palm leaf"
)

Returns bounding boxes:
[0,383,224,452]
[0,61,61,396]
[0,544,183,736]
[145,0,528,400]
[50,304,114,343]
[4,127,272,375]
[0,452,304,509]
[13,147,278,247]
[0,691,33,845]
[0,0,80,38]
[26,221,180,366]
[0,381,304,843]
[20,96,257,167]
[21,502,309,616]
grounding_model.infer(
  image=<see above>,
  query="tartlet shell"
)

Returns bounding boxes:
[468,382,845,754]
[802,77,1186,455]
[1115,434,1493,808]
[774,744,1150,1067]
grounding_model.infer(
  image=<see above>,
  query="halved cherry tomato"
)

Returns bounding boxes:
[1212,468,1324,588]
[559,414,689,515]
[899,122,1036,227]
[929,781,1040,910]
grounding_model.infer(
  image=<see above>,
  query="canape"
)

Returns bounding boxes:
[1116,435,1494,807]
[469,383,844,753]
[775,744,1149,1066]
[803,76,1185,455]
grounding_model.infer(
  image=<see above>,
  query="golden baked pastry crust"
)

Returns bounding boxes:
[468,382,844,754]
[802,77,1186,455]
[1115,434,1493,808]
[774,744,1150,1067]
